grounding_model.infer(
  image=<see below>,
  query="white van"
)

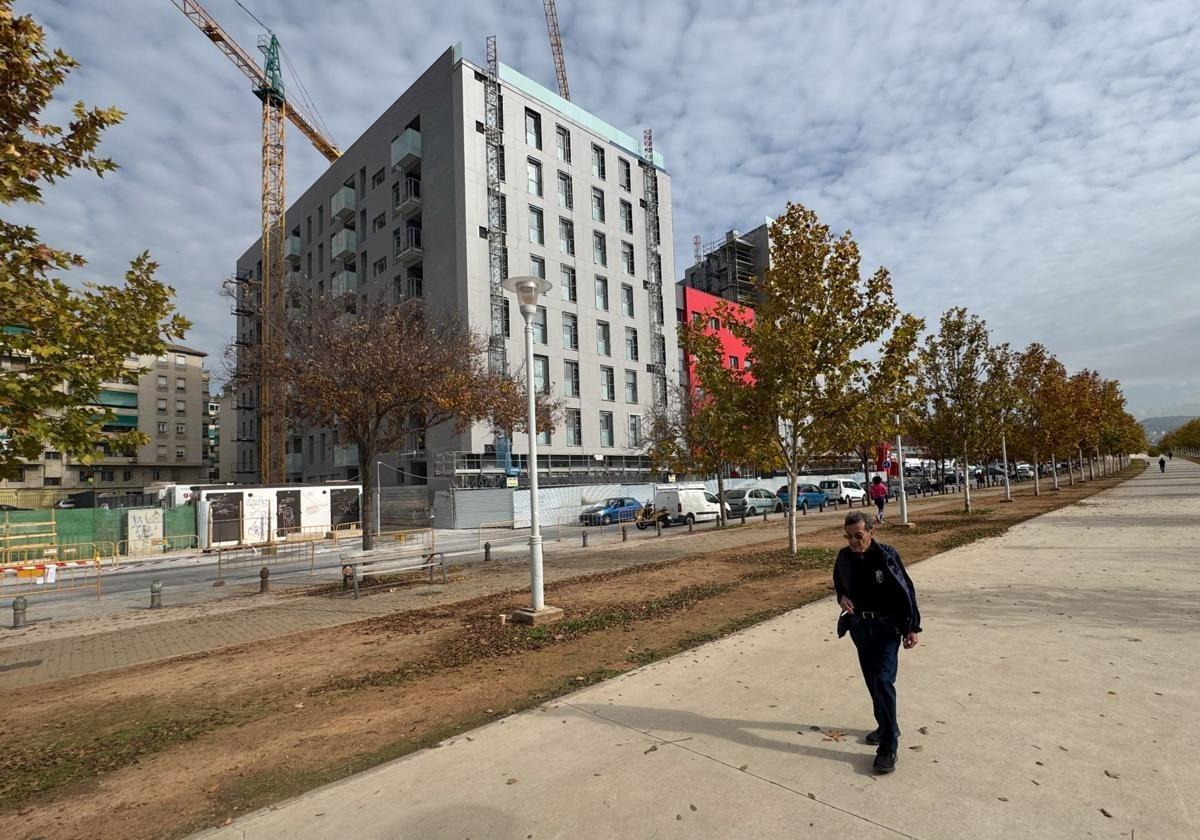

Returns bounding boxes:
[653,484,727,525]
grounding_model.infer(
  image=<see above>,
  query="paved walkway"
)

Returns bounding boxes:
[0,486,1007,690]
[195,459,1198,840]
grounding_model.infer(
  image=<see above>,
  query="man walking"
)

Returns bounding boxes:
[834,511,922,774]
[1159,455,1167,473]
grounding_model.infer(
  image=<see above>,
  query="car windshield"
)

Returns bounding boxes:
[603,498,625,507]
[722,490,744,499]
[819,481,837,489]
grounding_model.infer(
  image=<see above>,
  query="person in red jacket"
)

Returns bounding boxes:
[869,475,889,524]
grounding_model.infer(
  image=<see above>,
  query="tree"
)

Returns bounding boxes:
[1067,370,1103,482]
[724,202,922,552]
[0,4,190,479]
[235,291,541,549]
[1011,343,1069,496]
[1161,418,1200,453]
[919,308,992,513]
[978,343,1017,497]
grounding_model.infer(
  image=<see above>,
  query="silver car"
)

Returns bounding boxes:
[722,487,783,516]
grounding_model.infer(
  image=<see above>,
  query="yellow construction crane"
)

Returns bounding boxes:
[170,0,340,485]
[542,0,570,100]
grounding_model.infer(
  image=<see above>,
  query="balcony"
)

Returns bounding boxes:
[333,444,359,469]
[397,177,422,217]
[284,234,302,266]
[332,270,357,297]
[396,227,423,266]
[331,228,355,261]
[331,185,356,223]
[391,128,421,171]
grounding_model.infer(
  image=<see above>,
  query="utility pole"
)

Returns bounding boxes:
[895,414,909,525]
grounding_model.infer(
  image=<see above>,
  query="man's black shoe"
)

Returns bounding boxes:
[873,752,897,774]
[865,729,881,746]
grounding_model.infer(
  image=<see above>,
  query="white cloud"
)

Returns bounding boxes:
[13,0,1200,416]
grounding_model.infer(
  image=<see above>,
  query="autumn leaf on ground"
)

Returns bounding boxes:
[821,729,847,742]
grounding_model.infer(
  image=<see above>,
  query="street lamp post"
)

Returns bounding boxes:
[894,414,909,526]
[1000,433,1013,502]
[502,275,563,626]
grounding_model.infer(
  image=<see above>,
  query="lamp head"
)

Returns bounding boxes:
[502,275,553,309]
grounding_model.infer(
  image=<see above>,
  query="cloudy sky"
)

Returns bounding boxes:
[18,0,1200,418]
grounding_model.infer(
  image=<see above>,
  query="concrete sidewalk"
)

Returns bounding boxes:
[194,459,1197,840]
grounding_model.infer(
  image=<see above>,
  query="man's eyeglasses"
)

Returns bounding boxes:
[844,531,872,542]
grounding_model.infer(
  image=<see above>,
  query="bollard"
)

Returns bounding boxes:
[801,503,807,516]
[12,596,27,629]
[582,531,589,548]
[762,510,768,523]
[655,519,662,537]
[688,518,693,533]
[259,566,270,594]
[484,541,492,562]
[621,525,628,542]
[740,511,746,525]
[149,579,162,610]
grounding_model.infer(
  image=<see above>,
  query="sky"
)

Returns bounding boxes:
[17,0,1200,418]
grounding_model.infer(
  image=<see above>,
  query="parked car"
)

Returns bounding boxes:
[1015,464,1035,480]
[777,482,827,511]
[929,472,964,489]
[819,478,867,506]
[723,487,783,516]
[578,497,642,526]
[653,485,728,526]
[887,476,928,498]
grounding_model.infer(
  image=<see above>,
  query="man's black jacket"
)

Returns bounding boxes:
[833,540,922,637]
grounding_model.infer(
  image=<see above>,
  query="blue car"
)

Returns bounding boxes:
[579,496,642,526]
[776,482,827,512]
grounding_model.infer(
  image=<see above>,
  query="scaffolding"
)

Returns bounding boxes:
[641,130,666,407]
[484,36,507,376]
[691,231,761,306]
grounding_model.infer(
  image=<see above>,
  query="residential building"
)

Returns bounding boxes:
[681,220,772,307]
[675,285,753,391]
[0,344,212,491]
[216,388,236,483]
[232,45,677,487]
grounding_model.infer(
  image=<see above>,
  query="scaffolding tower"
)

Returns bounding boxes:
[641,130,666,407]
[484,36,507,375]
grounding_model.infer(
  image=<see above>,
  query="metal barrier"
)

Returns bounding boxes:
[215,541,316,583]
[2,540,115,566]
[1,558,102,600]
[114,534,199,563]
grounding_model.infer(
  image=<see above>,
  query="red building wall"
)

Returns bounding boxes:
[678,286,754,389]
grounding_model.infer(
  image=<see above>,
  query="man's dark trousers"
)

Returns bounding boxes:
[850,618,901,752]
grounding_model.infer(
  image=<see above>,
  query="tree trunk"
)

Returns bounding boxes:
[1032,447,1041,496]
[360,450,376,551]
[786,465,798,554]
[715,470,727,527]
[1051,451,1060,490]
[962,446,972,513]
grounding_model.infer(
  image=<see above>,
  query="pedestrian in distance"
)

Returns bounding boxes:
[869,475,888,524]
[834,511,922,775]
[1168,450,1173,460]
[1159,455,1167,473]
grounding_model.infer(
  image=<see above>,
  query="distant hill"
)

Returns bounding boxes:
[1141,416,1195,441]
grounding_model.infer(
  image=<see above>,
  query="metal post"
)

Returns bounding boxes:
[522,309,545,612]
[484,541,492,562]
[655,519,662,537]
[895,415,909,525]
[150,579,162,609]
[688,518,693,532]
[259,566,270,593]
[581,531,588,548]
[1001,434,1013,502]
[375,460,382,538]
[11,596,27,629]
[621,525,627,542]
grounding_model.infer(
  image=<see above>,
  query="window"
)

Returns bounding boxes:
[597,321,611,356]
[306,215,312,242]
[557,171,573,209]
[625,327,639,361]
[373,257,387,276]
[556,125,571,162]
[533,306,547,344]
[175,353,187,367]
[591,187,605,222]
[619,157,632,191]
[621,283,634,317]
[157,444,167,458]
[627,414,642,446]
[156,421,167,434]
[525,108,542,149]
[599,411,614,447]
[559,218,575,255]
[566,409,582,446]
[537,428,551,445]
[533,355,549,395]
[529,206,544,244]
[594,276,609,310]
[122,470,132,483]
[44,451,61,460]
[318,205,324,234]
[593,231,607,266]
[625,370,638,403]
[527,158,543,196]
[44,476,61,486]
[564,360,580,397]
[621,242,635,275]
[729,355,740,369]
[708,316,720,331]
[320,432,327,460]
[175,399,186,414]
[591,144,606,179]
[560,265,577,302]
[176,447,186,460]
[156,374,168,389]
[318,242,324,271]
[156,398,167,413]
[619,200,633,233]
[371,167,386,188]
[562,313,578,350]
[373,212,386,232]
[503,297,511,338]
[600,366,615,401]
[176,423,186,436]
[497,144,506,181]
[530,255,546,279]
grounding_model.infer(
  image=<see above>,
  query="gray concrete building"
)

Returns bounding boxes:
[233,45,677,488]
[681,219,772,307]
[0,344,212,495]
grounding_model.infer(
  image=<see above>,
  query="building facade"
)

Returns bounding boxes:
[233,45,677,488]
[681,220,771,307]
[674,285,754,391]
[0,344,212,493]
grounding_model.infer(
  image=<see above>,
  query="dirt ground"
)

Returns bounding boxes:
[0,467,1140,840]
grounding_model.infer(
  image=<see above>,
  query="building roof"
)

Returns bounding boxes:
[165,342,207,357]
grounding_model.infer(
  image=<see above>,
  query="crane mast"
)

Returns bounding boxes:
[542,0,570,100]
[170,0,339,486]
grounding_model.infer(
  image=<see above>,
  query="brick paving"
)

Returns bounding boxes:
[0,486,1016,691]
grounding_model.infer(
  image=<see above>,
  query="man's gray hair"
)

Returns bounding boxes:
[844,510,874,529]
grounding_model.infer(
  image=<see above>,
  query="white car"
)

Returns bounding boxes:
[653,485,728,525]
[819,478,867,506]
